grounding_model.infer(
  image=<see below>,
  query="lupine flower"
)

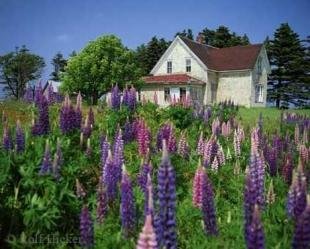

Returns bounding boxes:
[34,82,43,105]
[203,137,218,167]
[244,170,257,228]
[299,144,309,165]
[60,95,77,134]
[23,86,34,102]
[96,180,108,224]
[136,213,158,249]
[265,147,277,177]
[221,121,231,137]
[211,157,219,171]
[15,120,25,153]
[266,180,275,205]
[32,94,50,135]
[113,128,124,182]
[217,143,225,166]
[80,205,94,248]
[123,119,134,143]
[251,128,260,155]
[47,83,55,105]
[157,140,177,248]
[137,119,151,157]
[197,132,204,156]
[234,129,241,157]
[203,107,212,123]
[39,140,52,175]
[104,150,118,202]
[202,167,218,235]
[245,205,265,249]
[156,123,177,153]
[177,132,189,159]
[287,171,307,219]
[123,87,129,106]
[212,117,221,136]
[120,165,135,237]
[282,154,293,185]
[75,92,83,129]
[76,179,86,199]
[100,135,110,175]
[127,87,137,111]
[137,159,152,194]
[111,85,121,110]
[292,195,310,249]
[192,160,204,208]
[52,139,63,180]
[2,125,12,151]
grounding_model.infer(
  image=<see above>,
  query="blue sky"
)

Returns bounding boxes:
[0,0,309,79]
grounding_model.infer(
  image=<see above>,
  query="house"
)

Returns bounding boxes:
[141,35,270,107]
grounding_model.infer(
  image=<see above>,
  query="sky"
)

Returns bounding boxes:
[0,0,309,80]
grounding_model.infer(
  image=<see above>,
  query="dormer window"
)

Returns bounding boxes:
[167,61,172,74]
[186,59,191,72]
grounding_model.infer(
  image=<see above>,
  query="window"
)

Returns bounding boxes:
[255,85,264,103]
[180,87,186,101]
[257,57,262,75]
[164,87,170,102]
[186,59,191,72]
[167,61,172,74]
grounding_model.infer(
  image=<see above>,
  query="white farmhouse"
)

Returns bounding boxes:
[141,35,270,107]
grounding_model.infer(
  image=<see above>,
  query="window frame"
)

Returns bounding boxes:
[255,84,264,103]
[167,60,172,74]
[257,57,262,75]
[185,58,191,73]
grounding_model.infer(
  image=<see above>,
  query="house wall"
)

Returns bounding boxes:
[216,71,252,107]
[152,39,208,83]
[250,48,269,107]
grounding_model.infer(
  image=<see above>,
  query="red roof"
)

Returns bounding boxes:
[180,37,263,71]
[143,74,205,85]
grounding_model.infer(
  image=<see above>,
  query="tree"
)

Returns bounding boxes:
[175,29,194,40]
[61,35,142,104]
[267,23,309,108]
[201,26,250,47]
[135,36,170,75]
[0,46,45,99]
[50,52,67,81]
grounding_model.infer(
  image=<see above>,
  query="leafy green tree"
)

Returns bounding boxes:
[135,36,170,75]
[267,23,309,108]
[50,52,67,81]
[0,46,45,99]
[61,35,142,104]
[201,26,250,47]
[175,29,194,40]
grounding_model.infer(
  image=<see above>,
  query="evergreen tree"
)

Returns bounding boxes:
[175,29,194,40]
[135,36,170,75]
[50,52,67,81]
[267,23,309,108]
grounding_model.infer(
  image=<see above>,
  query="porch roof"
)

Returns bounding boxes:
[142,74,205,86]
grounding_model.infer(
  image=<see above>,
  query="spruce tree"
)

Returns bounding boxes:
[267,23,309,108]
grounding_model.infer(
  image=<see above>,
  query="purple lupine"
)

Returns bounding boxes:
[34,82,43,106]
[23,86,34,102]
[32,94,50,135]
[82,115,92,139]
[39,140,52,175]
[80,205,94,248]
[177,132,189,159]
[287,171,307,219]
[137,160,152,193]
[52,139,63,180]
[111,85,121,110]
[120,165,135,237]
[123,87,130,106]
[203,137,218,167]
[100,135,110,176]
[265,146,277,177]
[192,160,204,208]
[2,125,12,151]
[201,168,218,235]
[104,150,118,202]
[96,180,108,224]
[60,95,78,134]
[127,87,137,111]
[245,205,265,249]
[282,154,293,185]
[76,179,86,199]
[203,106,212,123]
[47,83,55,105]
[292,195,310,249]
[156,123,177,153]
[211,117,221,136]
[123,119,134,143]
[244,170,257,230]
[113,128,124,182]
[157,140,177,248]
[15,120,25,153]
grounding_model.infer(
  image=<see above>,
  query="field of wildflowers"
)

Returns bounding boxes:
[0,84,309,249]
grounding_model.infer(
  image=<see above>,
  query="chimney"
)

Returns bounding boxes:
[196,32,205,44]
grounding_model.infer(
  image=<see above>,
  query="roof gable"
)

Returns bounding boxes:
[179,36,263,71]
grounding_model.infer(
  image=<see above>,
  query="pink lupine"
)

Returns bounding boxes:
[211,157,219,171]
[192,161,204,208]
[299,144,309,164]
[251,128,260,154]
[234,129,241,157]
[197,132,204,156]
[136,213,158,249]
[217,143,225,166]
[137,119,151,157]
[177,132,189,159]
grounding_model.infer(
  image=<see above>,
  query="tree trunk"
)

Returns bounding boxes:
[92,92,98,105]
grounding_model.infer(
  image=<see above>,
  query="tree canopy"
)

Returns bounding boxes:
[266,23,309,108]
[50,52,67,81]
[61,35,142,104]
[0,46,45,99]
